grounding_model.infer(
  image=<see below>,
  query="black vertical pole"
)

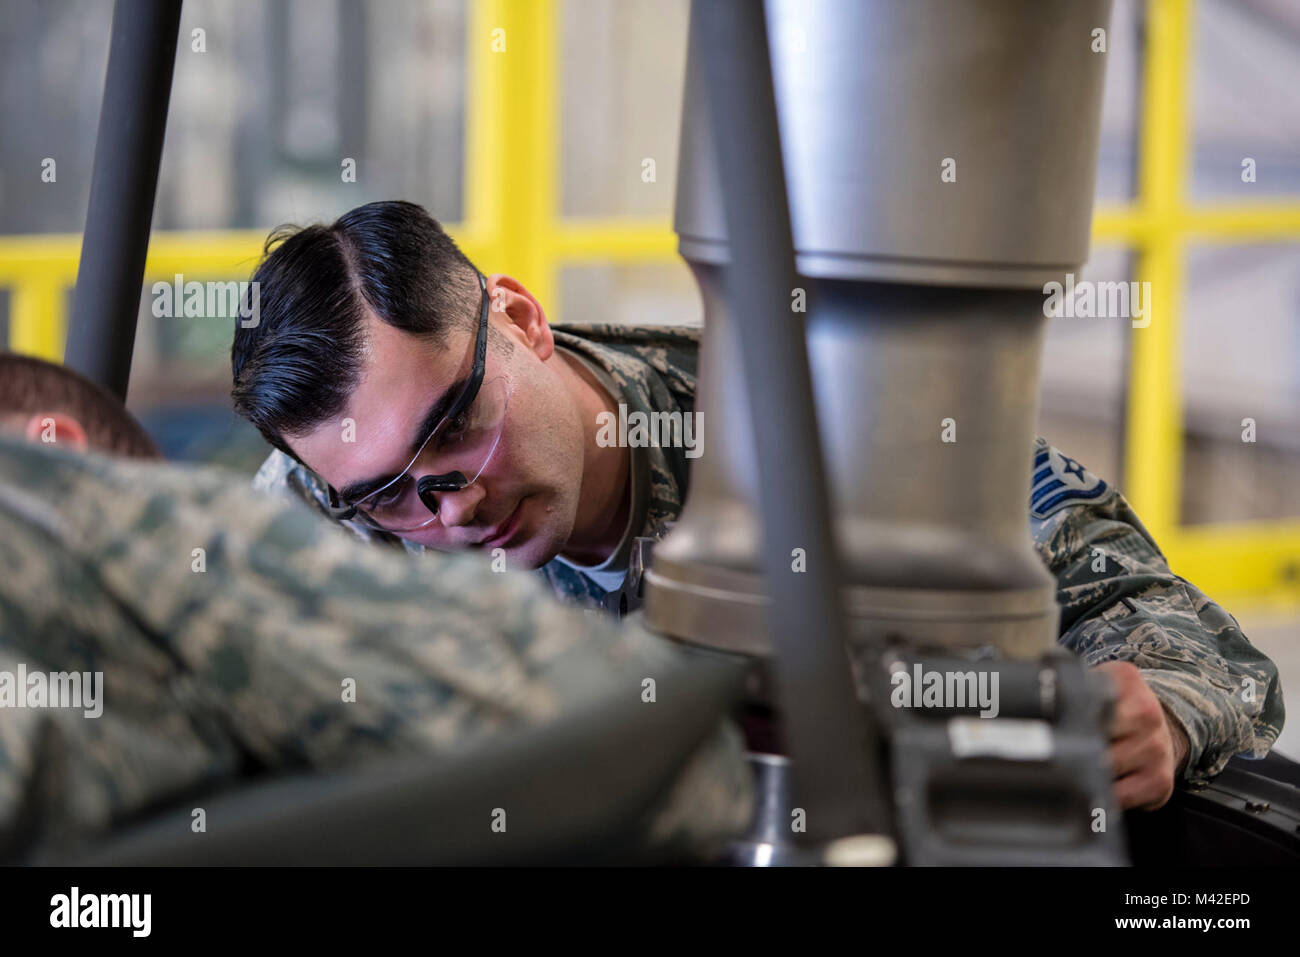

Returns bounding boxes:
[693,0,893,848]
[64,0,183,401]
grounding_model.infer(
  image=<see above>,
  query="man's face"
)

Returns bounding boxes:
[288,278,587,569]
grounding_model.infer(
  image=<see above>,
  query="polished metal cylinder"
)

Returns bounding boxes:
[675,0,1111,288]
[647,0,1112,666]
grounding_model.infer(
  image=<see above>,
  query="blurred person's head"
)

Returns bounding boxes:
[0,353,161,459]
[230,200,606,569]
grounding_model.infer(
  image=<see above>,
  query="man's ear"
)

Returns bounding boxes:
[24,411,89,451]
[486,274,553,360]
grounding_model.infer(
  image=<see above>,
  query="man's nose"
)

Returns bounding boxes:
[431,481,486,528]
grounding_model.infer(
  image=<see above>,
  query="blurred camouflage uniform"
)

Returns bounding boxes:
[251,326,1284,788]
[0,436,751,862]
[252,324,701,608]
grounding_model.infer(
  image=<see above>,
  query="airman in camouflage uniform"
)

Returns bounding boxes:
[0,436,752,862]
[1028,437,1283,784]
[253,330,1283,790]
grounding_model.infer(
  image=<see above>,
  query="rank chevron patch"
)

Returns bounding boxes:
[1030,445,1111,519]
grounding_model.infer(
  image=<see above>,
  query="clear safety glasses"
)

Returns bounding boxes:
[326,272,511,533]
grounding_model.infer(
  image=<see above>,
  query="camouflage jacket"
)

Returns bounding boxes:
[252,323,701,608]
[0,436,751,862]
[251,325,1282,786]
[1029,437,1283,784]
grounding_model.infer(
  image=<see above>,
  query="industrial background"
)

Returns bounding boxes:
[0,0,1296,753]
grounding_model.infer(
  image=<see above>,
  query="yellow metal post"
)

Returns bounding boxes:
[464,0,508,249]
[470,0,559,319]
[1124,0,1193,543]
[10,277,66,361]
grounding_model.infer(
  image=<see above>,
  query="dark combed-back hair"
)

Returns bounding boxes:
[230,200,481,454]
[0,353,161,459]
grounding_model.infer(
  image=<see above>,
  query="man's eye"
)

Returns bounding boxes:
[442,411,470,438]
[368,477,408,509]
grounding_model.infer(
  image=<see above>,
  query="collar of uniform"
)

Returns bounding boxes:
[549,330,686,538]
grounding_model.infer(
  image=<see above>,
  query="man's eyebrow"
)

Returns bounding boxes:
[336,376,469,503]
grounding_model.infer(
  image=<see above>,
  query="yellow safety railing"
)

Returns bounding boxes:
[1,0,1298,607]
[1114,0,1300,610]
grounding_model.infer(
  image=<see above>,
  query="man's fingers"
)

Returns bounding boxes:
[1095,660,1178,810]
[1109,728,1171,780]
[1096,660,1165,740]
[1110,691,1151,739]
[1112,692,1166,741]
[1114,768,1175,811]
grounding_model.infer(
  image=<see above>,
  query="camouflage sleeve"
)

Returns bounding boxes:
[1029,437,1284,785]
[0,439,751,860]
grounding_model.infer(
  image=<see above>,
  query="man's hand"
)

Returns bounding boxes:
[1093,660,1190,810]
